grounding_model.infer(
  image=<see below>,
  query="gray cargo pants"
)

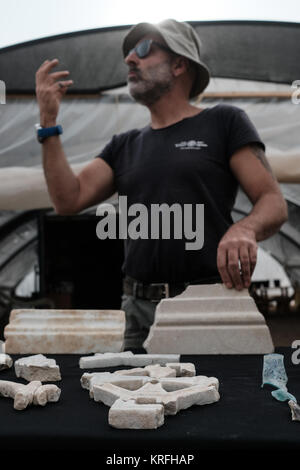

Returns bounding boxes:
[121,294,158,349]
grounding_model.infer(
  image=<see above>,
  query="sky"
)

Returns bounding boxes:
[1,0,300,49]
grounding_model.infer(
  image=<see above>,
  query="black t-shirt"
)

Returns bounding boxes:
[97,104,265,283]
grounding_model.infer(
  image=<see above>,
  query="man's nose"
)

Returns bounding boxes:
[124,49,140,66]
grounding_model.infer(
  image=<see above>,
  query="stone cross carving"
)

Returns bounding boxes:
[81,363,220,429]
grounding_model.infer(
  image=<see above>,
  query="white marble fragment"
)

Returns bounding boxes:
[4,309,125,354]
[144,284,274,354]
[81,363,197,392]
[0,353,13,371]
[93,381,220,415]
[109,398,164,429]
[79,351,180,369]
[14,354,61,382]
[288,400,300,421]
[166,363,195,377]
[0,379,61,410]
[81,371,219,398]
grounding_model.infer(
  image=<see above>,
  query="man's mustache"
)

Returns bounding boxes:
[128,67,142,79]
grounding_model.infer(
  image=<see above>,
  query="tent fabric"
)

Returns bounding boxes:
[1,21,300,93]
[1,17,300,288]
[1,90,300,191]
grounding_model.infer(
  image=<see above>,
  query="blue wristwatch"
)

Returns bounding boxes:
[35,124,63,143]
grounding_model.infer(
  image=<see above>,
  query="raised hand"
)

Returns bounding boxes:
[35,59,73,125]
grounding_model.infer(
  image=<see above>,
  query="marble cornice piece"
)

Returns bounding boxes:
[144,284,274,354]
[4,309,125,354]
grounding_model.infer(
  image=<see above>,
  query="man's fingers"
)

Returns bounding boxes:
[57,80,73,90]
[50,70,70,80]
[37,58,59,73]
[227,248,243,290]
[217,247,233,288]
[249,243,257,275]
[239,245,251,288]
[42,58,59,72]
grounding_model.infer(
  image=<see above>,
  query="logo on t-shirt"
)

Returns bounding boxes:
[175,140,208,150]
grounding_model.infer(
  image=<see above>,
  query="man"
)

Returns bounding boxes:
[35,19,287,348]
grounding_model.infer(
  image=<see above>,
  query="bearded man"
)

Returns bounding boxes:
[35,19,287,348]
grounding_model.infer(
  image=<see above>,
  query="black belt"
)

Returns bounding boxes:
[123,275,222,302]
[123,276,188,302]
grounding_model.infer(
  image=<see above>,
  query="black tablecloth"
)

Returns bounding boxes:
[0,347,299,454]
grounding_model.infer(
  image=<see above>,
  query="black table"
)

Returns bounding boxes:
[0,347,299,455]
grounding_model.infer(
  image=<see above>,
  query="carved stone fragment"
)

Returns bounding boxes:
[4,308,125,354]
[288,400,300,421]
[144,284,274,354]
[79,351,180,369]
[14,354,61,382]
[81,371,219,397]
[0,353,13,371]
[81,359,220,429]
[109,399,164,429]
[0,379,61,410]
[166,363,195,377]
[92,381,220,415]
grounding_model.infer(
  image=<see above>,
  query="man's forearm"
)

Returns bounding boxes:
[42,135,79,214]
[36,59,76,214]
[234,192,288,241]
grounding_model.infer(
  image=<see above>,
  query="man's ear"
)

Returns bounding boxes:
[171,56,189,77]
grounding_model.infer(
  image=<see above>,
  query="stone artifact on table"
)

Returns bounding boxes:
[109,398,165,429]
[288,400,300,422]
[4,308,125,353]
[81,359,220,429]
[144,283,274,354]
[14,354,61,382]
[94,380,219,418]
[79,351,180,369]
[81,362,198,392]
[0,379,61,410]
[82,370,219,398]
[0,353,13,371]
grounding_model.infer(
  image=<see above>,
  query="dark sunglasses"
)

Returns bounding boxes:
[127,39,171,59]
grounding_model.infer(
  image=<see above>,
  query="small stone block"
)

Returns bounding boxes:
[109,399,164,429]
[14,354,61,382]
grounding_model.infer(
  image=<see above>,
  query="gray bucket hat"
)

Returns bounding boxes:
[122,19,210,98]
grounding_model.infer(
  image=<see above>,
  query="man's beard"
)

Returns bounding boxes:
[128,61,174,106]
